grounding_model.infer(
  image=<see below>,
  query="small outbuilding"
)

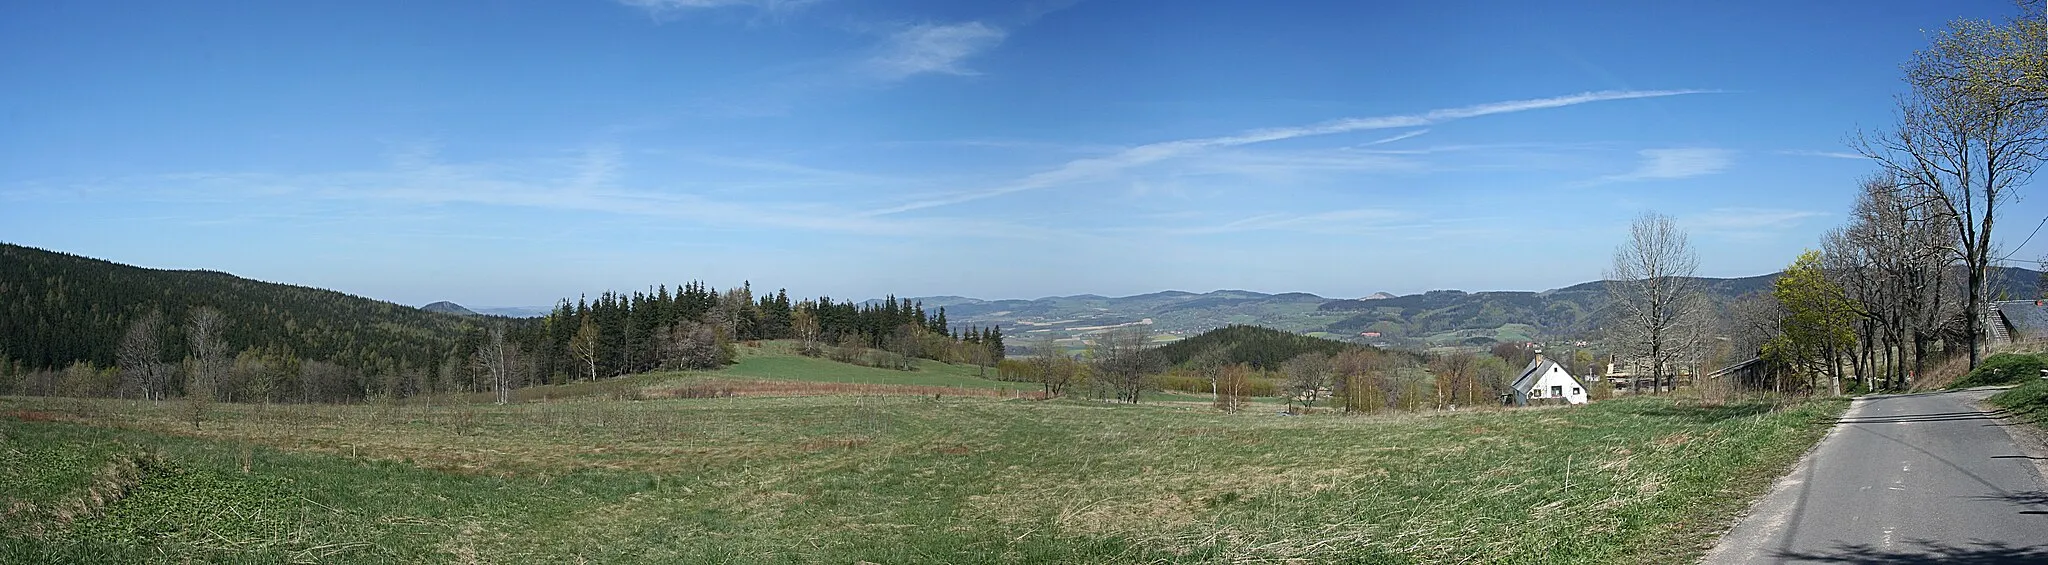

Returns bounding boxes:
[1510,354,1589,406]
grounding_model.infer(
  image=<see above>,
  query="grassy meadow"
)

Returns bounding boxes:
[1,348,1845,564]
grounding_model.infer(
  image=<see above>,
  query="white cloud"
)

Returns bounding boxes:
[863,22,1007,81]
[1600,148,1732,182]
[866,89,1717,215]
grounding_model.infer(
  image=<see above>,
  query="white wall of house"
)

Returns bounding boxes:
[1515,363,1589,405]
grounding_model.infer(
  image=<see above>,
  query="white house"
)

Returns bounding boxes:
[1511,355,1589,406]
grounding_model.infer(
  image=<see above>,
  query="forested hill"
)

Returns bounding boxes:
[0,243,478,372]
[1152,325,1364,370]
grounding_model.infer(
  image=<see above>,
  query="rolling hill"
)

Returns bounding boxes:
[0,243,486,373]
[420,301,481,316]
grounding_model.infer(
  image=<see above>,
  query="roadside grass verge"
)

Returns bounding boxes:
[1,393,1844,564]
[1990,379,2048,426]
[1950,353,2048,389]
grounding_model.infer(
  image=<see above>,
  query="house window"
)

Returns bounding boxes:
[1550,385,1563,397]
[1531,389,1543,398]
[1572,387,1582,396]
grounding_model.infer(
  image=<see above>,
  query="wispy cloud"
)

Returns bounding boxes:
[572,144,623,191]
[1777,149,1867,160]
[1189,209,1408,235]
[1598,148,1733,183]
[862,22,1007,81]
[1682,207,1825,239]
[615,0,821,18]
[9,146,1032,239]
[1365,129,1430,146]
[866,89,1717,215]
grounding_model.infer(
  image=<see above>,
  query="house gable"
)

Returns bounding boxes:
[1511,357,1589,405]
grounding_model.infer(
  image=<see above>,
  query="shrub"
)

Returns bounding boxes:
[1951,353,2048,389]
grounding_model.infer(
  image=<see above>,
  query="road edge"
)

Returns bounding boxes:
[1967,386,2048,485]
[1694,396,1860,564]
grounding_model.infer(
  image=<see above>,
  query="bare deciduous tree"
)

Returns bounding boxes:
[570,317,600,381]
[1089,325,1157,404]
[1860,15,2048,368]
[184,307,227,428]
[1213,363,1251,411]
[658,321,732,371]
[791,306,823,356]
[1027,336,1082,397]
[476,323,513,405]
[1605,212,1707,393]
[1822,175,1959,390]
[1281,352,1333,410]
[117,309,169,400]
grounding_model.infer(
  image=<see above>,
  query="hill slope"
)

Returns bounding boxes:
[420,301,481,316]
[0,243,480,372]
[1152,325,1363,370]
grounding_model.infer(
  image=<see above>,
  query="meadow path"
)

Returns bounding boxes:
[1702,388,2048,564]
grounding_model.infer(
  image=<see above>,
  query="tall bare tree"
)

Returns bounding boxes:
[184,307,227,428]
[1605,212,1706,393]
[476,323,512,405]
[117,309,169,400]
[790,305,823,356]
[569,317,600,381]
[1824,175,1959,389]
[1089,325,1157,404]
[1860,14,2048,368]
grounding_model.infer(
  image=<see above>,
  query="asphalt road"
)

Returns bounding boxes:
[1702,388,2048,564]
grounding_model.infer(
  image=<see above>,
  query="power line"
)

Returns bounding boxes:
[1993,215,2048,262]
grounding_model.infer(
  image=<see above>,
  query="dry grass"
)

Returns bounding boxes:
[645,378,1049,400]
[1911,355,1975,391]
[2,391,1844,564]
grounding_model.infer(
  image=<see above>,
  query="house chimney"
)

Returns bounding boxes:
[1533,348,1544,362]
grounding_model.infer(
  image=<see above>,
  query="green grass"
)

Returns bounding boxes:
[1951,353,2048,389]
[716,350,1034,391]
[0,410,155,538]
[1,390,1844,564]
[1990,378,2048,426]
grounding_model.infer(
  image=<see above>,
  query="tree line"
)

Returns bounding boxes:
[996,323,1593,412]
[0,242,1003,404]
[520,283,1004,383]
[1606,6,2048,395]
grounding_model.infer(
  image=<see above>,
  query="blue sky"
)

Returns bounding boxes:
[2,0,2040,307]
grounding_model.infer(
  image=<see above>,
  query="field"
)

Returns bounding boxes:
[1,350,1845,564]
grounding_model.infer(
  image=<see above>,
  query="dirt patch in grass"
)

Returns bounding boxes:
[3,410,60,422]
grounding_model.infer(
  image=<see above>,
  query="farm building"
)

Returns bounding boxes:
[1987,300,2048,345]
[1510,354,1589,406]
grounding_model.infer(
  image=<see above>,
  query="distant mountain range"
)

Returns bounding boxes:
[417,302,551,318]
[438,267,2047,349]
[912,268,2043,349]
